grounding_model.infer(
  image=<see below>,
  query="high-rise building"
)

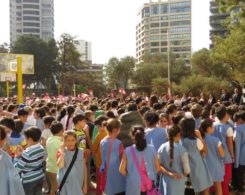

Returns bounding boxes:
[136,0,192,63]
[75,40,92,63]
[209,0,229,43]
[10,0,54,44]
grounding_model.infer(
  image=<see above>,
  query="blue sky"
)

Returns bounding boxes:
[0,0,211,64]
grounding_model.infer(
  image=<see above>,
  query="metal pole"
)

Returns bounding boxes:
[17,56,23,104]
[73,83,76,97]
[167,0,171,87]
[6,80,10,98]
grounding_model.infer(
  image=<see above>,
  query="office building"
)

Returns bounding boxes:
[136,0,192,63]
[75,40,92,63]
[10,0,54,44]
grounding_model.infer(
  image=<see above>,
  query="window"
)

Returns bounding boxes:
[42,4,51,8]
[17,29,22,33]
[150,17,159,22]
[23,0,39,3]
[150,35,159,41]
[161,4,168,14]
[150,23,159,28]
[23,22,40,27]
[171,20,191,26]
[170,27,191,33]
[172,47,190,52]
[142,7,150,18]
[151,42,159,46]
[161,42,167,46]
[23,10,39,15]
[170,14,190,20]
[151,5,159,15]
[16,12,22,17]
[170,1,191,13]
[23,16,39,21]
[151,48,159,53]
[170,34,191,39]
[161,48,167,52]
[23,4,39,9]
[151,29,160,34]
[16,0,22,3]
[161,22,168,27]
[23,28,40,33]
[171,40,191,46]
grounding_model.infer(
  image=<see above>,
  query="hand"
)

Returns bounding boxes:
[169,172,182,180]
[195,130,202,139]
[15,145,24,157]
[82,185,87,194]
[60,143,65,154]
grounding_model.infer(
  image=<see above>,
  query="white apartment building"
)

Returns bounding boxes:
[10,0,54,44]
[136,0,192,63]
[75,40,92,63]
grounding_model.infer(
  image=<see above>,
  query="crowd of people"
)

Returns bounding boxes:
[0,90,244,195]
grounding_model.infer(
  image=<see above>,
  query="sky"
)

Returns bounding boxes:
[0,0,211,64]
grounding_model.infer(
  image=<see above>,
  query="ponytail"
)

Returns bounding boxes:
[168,125,180,167]
[66,106,75,130]
[132,126,147,152]
[199,118,213,139]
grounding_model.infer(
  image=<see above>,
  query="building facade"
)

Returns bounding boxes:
[75,40,92,63]
[10,0,54,44]
[136,0,192,63]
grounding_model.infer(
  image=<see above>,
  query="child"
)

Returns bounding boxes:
[180,117,213,195]
[234,111,245,194]
[144,111,168,152]
[100,118,126,195]
[158,125,190,195]
[213,106,235,195]
[34,108,45,131]
[200,118,225,195]
[46,121,64,195]
[120,126,160,195]
[0,125,25,195]
[57,130,87,195]
[41,116,55,147]
[17,109,31,133]
[14,127,45,195]
[9,119,26,159]
[92,115,108,195]
[158,113,169,129]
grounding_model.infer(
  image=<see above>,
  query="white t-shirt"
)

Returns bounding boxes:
[197,138,204,151]
[41,128,52,140]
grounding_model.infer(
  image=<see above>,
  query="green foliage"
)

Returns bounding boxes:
[173,75,230,97]
[105,56,135,90]
[152,77,168,95]
[0,43,8,53]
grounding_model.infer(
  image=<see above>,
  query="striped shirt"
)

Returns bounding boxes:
[15,143,45,184]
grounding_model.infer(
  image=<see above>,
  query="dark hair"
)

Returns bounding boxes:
[58,108,66,121]
[43,116,55,126]
[128,103,138,112]
[106,111,115,118]
[144,111,159,127]
[135,97,142,105]
[50,121,64,135]
[234,111,245,122]
[180,117,195,139]
[89,104,98,112]
[7,104,17,112]
[191,104,203,118]
[0,117,15,130]
[94,115,108,127]
[118,108,125,115]
[168,125,180,167]
[111,100,118,108]
[34,108,46,118]
[166,104,177,115]
[215,106,227,121]
[13,119,24,134]
[64,130,77,140]
[24,127,41,142]
[0,125,7,141]
[106,118,120,133]
[172,115,184,125]
[84,110,93,121]
[17,109,29,117]
[153,103,163,111]
[150,95,158,107]
[199,118,213,138]
[72,114,85,125]
[66,106,75,129]
[132,126,147,151]
[139,106,150,116]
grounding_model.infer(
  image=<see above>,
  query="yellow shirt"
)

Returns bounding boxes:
[92,130,108,168]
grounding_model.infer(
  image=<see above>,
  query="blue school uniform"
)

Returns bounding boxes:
[195,117,201,129]
[213,122,233,164]
[125,144,157,195]
[182,138,213,193]
[57,148,85,195]
[145,127,168,152]
[158,142,187,195]
[234,124,245,168]
[205,135,225,182]
[100,138,126,195]
[0,149,25,195]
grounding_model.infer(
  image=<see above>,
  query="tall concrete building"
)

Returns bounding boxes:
[10,0,54,44]
[75,40,92,63]
[136,0,192,63]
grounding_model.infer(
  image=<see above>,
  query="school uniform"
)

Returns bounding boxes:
[125,144,157,195]
[234,124,245,192]
[145,127,168,152]
[0,149,25,195]
[100,138,126,195]
[57,148,85,195]
[158,142,189,195]
[205,135,225,182]
[182,138,213,193]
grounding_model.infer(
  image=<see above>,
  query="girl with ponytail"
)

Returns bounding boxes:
[199,119,225,195]
[61,106,75,130]
[157,125,190,195]
[120,126,160,195]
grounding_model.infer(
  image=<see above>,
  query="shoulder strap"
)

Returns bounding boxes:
[57,148,79,192]
[105,139,115,174]
[130,146,144,178]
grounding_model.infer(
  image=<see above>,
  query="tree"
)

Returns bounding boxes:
[152,78,168,95]
[0,43,9,53]
[11,35,58,92]
[56,33,82,95]
[105,56,135,90]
